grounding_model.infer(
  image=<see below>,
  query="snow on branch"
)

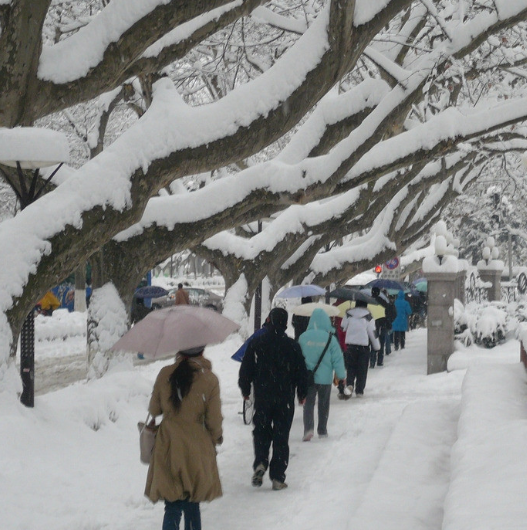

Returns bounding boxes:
[250,6,308,35]
[363,46,412,88]
[142,1,248,59]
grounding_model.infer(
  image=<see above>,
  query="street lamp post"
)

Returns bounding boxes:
[254,220,263,332]
[0,127,69,407]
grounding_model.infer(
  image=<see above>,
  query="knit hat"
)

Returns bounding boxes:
[268,307,288,331]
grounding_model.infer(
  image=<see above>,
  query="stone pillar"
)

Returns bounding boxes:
[519,323,527,370]
[425,271,459,374]
[477,260,504,302]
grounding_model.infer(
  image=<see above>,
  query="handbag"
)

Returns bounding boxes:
[138,413,158,465]
[306,333,333,387]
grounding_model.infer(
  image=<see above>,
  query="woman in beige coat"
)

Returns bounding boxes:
[145,346,223,530]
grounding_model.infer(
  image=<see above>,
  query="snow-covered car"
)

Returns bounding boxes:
[151,287,223,311]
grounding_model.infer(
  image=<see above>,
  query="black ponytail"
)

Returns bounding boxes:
[169,357,197,411]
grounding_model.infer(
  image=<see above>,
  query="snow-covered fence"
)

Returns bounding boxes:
[465,268,521,304]
[501,281,518,303]
[465,270,488,304]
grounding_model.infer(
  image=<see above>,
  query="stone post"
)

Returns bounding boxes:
[423,254,461,375]
[477,260,504,302]
[519,323,527,370]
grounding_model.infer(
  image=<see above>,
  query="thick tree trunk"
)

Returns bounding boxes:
[74,262,87,313]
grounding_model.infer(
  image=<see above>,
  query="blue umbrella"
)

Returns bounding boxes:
[134,285,169,299]
[275,284,326,299]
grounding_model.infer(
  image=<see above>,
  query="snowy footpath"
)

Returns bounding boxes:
[2,323,527,530]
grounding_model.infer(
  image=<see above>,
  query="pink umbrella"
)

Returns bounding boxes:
[111,305,240,359]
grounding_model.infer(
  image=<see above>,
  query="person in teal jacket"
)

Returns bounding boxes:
[298,309,346,441]
[392,290,412,350]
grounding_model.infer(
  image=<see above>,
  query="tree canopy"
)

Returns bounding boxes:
[1,0,527,377]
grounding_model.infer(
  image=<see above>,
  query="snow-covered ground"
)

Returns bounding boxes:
[2,311,527,530]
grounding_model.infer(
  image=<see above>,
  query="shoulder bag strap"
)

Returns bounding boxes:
[312,333,333,375]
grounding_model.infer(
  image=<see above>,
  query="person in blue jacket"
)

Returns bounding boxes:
[392,290,412,350]
[298,309,346,441]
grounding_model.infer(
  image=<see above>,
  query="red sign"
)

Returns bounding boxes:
[385,257,400,270]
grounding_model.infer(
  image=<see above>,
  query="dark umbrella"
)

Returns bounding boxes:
[327,286,361,300]
[366,279,406,292]
[402,282,421,296]
[134,285,169,299]
[328,287,377,305]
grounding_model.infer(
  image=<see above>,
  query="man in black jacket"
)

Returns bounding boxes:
[239,307,308,491]
[371,287,395,365]
[291,296,313,340]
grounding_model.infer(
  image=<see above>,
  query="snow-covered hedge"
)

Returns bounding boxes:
[454,298,527,348]
[35,309,86,342]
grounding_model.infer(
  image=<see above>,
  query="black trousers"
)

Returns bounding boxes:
[344,345,370,394]
[394,331,406,350]
[253,398,295,483]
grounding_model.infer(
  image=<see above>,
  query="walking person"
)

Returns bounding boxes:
[392,290,412,350]
[175,283,190,305]
[340,299,380,397]
[382,290,396,356]
[292,296,313,340]
[239,307,308,491]
[298,309,346,440]
[370,287,394,367]
[145,346,223,530]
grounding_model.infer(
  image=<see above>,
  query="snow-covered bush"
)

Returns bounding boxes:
[474,305,507,348]
[455,300,507,348]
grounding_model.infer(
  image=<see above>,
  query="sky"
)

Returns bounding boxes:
[1,307,525,530]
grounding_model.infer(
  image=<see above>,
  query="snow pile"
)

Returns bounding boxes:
[35,309,86,342]
[443,363,527,530]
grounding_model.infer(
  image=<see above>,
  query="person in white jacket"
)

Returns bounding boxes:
[340,299,381,397]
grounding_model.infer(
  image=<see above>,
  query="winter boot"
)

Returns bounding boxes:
[252,464,266,487]
[272,480,288,491]
[302,430,314,442]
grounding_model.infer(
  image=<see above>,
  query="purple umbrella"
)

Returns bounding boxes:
[111,305,240,359]
[275,284,326,298]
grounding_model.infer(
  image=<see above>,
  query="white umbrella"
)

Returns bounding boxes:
[292,302,340,317]
[111,305,240,359]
